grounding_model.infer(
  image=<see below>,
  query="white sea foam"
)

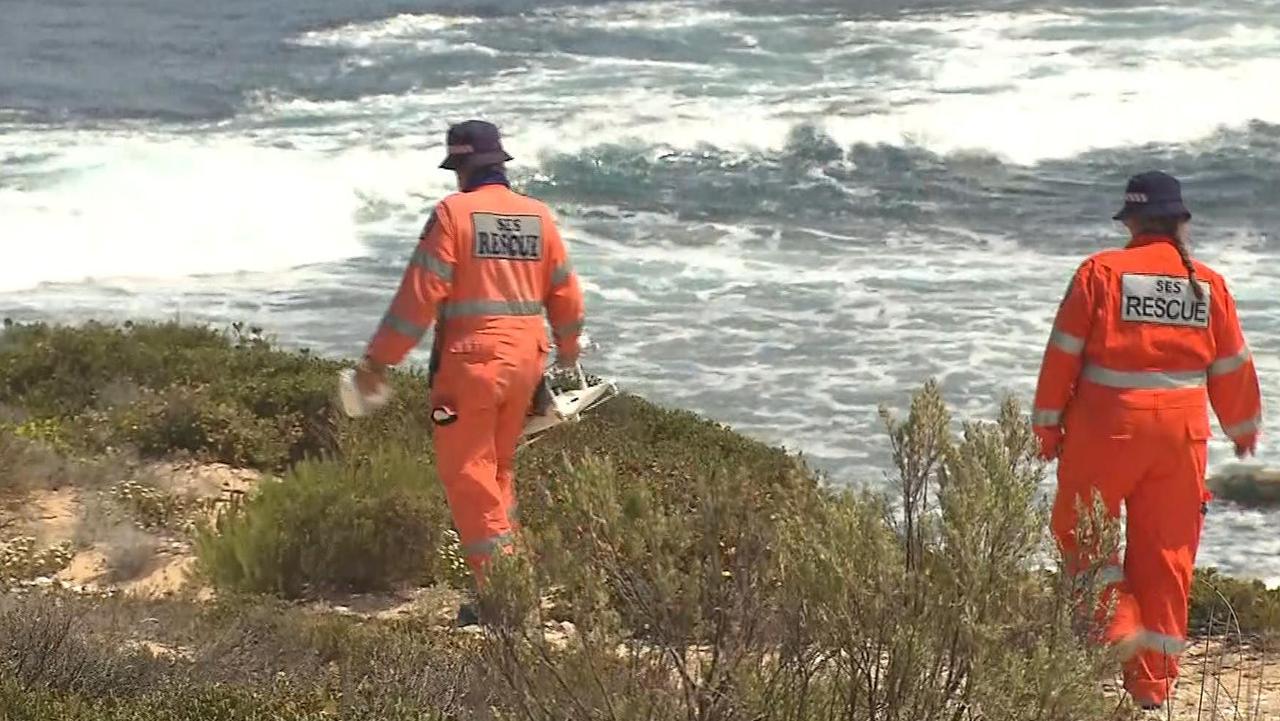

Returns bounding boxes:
[268,5,1280,165]
[292,13,480,49]
[0,131,441,292]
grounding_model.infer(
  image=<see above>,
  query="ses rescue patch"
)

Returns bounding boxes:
[1120,273,1211,329]
[472,213,543,261]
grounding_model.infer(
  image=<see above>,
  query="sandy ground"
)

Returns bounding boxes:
[1,461,262,597]
[1160,639,1280,720]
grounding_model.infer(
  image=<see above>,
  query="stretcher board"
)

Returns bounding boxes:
[336,363,619,444]
[519,363,619,447]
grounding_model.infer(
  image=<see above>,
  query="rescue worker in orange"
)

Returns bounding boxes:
[1032,171,1261,710]
[355,120,585,620]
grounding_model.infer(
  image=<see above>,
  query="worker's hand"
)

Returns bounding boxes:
[355,358,389,397]
[1234,433,1258,460]
[1035,428,1063,462]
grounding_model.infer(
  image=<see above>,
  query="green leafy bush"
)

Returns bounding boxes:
[511,392,814,539]
[98,386,294,469]
[480,382,1122,721]
[194,446,450,597]
[1190,567,1280,639]
[0,321,359,470]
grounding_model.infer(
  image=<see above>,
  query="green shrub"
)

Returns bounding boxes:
[480,382,1121,721]
[1190,567,1280,639]
[194,446,450,597]
[513,392,813,539]
[0,321,359,470]
[97,386,294,469]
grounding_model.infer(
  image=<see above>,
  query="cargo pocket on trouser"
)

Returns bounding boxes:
[429,338,511,586]
[1183,413,1212,536]
[1052,409,1134,585]
[1118,409,1208,701]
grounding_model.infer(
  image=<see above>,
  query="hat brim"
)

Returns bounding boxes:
[439,150,514,171]
[1113,200,1191,221]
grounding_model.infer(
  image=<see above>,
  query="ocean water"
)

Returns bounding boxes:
[3,0,1278,583]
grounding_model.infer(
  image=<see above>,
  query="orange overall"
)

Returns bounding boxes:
[1033,234,1261,706]
[365,182,585,584]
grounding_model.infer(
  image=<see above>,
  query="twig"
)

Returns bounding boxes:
[1200,602,1216,721]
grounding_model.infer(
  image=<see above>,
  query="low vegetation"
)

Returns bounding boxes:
[0,320,1276,720]
[194,446,452,597]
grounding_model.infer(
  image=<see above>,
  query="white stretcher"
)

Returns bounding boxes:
[337,359,619,444]
[518,363,619,446]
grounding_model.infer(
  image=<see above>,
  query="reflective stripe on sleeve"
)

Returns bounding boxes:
[1049,329,1085,356]
[1223,415,1261,440]
[440,299,543,319]
[1081,365,1206,390]
[550,262,573,287]
[380,313,429,341]
[1209,347,1251,377]
[410,248,453,282]
[1032,409,1062,427]
[554,320,584,339]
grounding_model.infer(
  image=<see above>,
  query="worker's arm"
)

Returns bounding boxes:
[362,205,458,372]
[1032,260,1097,460]
[1207,279,1262,458]
[543,217,585,366]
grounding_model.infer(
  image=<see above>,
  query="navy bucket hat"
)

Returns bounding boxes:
[439,119,514,171]
[1112,170,1192,221]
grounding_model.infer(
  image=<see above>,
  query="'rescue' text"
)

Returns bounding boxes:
[472,213,543,261]
[1120,273,1210,329]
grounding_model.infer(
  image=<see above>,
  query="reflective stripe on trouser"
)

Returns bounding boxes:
[431,336,546,585]
[1051,399,1208,707]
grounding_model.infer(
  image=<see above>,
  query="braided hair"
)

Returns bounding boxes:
[1135,215,1204,300]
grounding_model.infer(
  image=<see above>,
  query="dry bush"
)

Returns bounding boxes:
[101,524,159,583]
[110,478,213,534]
[0,590,487,720]
[0,537,75,586]
[0,428,117,498]
[0,592,169,697]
